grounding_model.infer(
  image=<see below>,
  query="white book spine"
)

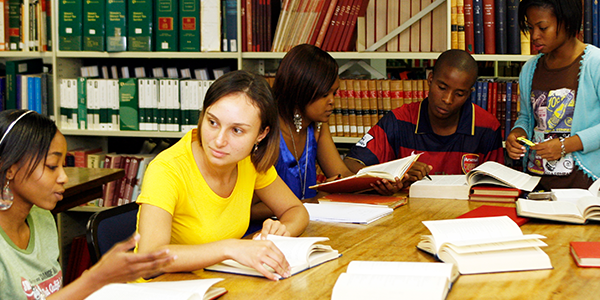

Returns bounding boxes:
[200,0,221,51]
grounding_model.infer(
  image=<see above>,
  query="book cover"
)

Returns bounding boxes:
[155,0,179,51]
[506,0,520,54]
[119,78,139,131]
[495,0,507,54]
[200,0,221,51]
[310,153,421,194]
[585,0,592,43]
[83,0,105,51]
[472,0,484,54]
[456,0,464,50]
[420,0,433,52]
[570,241,600,267]
[224,0,237,51]
[315,0,338,48]
[179,0,200,51]
[319,193,408,209]
[457,205,529,226]
[128,0,153,51]
[106,0,127,52]
[482,0,496,54]
[58,0,82,51]
[451,0,458,49]
[7,0,21,50]
[308,0,331,45]
[410,0,422,52]
[470,185,521,196]
[430,0,447,52]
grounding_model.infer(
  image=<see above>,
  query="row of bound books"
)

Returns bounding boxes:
[59,78,214,133]
[65,148,158,207]
[1,58,54,115]
[328,78,429,138]
[583,0,600,49]
[59,0,234,52]
[0,0,51,51]
[469,78,520,140]
[450,0,537,55]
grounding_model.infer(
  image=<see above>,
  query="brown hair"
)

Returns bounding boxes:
[197,70,279,173]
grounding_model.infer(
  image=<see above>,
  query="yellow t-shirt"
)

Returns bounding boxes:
[136,129,277,245]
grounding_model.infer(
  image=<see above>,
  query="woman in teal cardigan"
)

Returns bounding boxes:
[506,0,600,189]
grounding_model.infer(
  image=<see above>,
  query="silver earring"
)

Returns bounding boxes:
[293,111,302,133]
[253,143,259,153]
[0,179,14,210]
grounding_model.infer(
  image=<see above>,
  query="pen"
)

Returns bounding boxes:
[425,174,432,180]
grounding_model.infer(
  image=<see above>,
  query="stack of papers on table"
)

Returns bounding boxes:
[304,202,393,224]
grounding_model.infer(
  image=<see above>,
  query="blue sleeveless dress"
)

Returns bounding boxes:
[275,123,318,200]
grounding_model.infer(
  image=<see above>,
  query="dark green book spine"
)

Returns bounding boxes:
[179,0,199,51]
[119,78,139,131]
[155,0,179,51]
[83,0,106,51]
[106,0,127,52]
[8,0,22,50]
[6,59,43,110]
[58,0,83,51]
[128,0,153,51]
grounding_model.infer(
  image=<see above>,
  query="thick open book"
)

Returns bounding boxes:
[516,180,600,224]
[85,278,226,300]
[204,235,340,278]
[331,261,459,300]
[417,216,552,274]
[309,153,421,193]
[516,196,600,224]
[409,161,541,199]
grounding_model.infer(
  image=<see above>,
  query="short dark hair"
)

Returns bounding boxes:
[518,0,582,38]
[433,49,478,85]
[197,70,279,173]
[273,44,339,122]
[0,110,58,187]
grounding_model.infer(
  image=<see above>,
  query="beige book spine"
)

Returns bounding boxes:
[351,80,363,136]
[402,80,413,105]
[390,80,403,110]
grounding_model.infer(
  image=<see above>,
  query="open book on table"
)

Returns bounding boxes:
[417,216,551,274]
[409,161,541,200]
[304,202,393,224]
[204,235,340,278]
[318,193,408,209]
[331,261,459,300]
[516,180,600,224]
[309,153,422,193]
[85,278,226,300]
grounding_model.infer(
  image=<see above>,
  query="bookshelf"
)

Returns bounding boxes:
[0,0,537,149]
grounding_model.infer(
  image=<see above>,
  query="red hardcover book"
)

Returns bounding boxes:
[123,156,143,204]
[308,0,331,45]
[464,0,474,53]
[115,156,132,206]
[321,0,346,50]
[470,185,521,197]
[457,205,529,226]
[468,194,518,203]
[510,82,519,129]
[319,193,408,209]
[570,242,600,267]
[72,148,102,168]
[490,81,498,116]
[329,0,353,51]
[315,0,339,47]
[482,0,495,54]
[101,154,122,207]
[337,0,360,51]
[241,0,247,51]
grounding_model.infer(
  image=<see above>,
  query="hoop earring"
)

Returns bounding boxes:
[293,111,302,133]
[0,179,14,211]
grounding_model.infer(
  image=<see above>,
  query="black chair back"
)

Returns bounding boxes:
[86,202,139,264]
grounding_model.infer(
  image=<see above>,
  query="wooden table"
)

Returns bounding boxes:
[52,167,125,214]
[154,198,600,299]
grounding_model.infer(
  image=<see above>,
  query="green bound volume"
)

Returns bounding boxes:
[83,0,105,51]
[155,0,179,51]
[58,0,83,51]
[119,78,139,131]
[8,0,22,50]
[179,0,200,51]
[77,77,88,129]
[106,0,128,51]
[128,0,153,51]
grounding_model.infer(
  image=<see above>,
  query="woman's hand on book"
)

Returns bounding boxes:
[227,239,291,280]
[257,219,291,238]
